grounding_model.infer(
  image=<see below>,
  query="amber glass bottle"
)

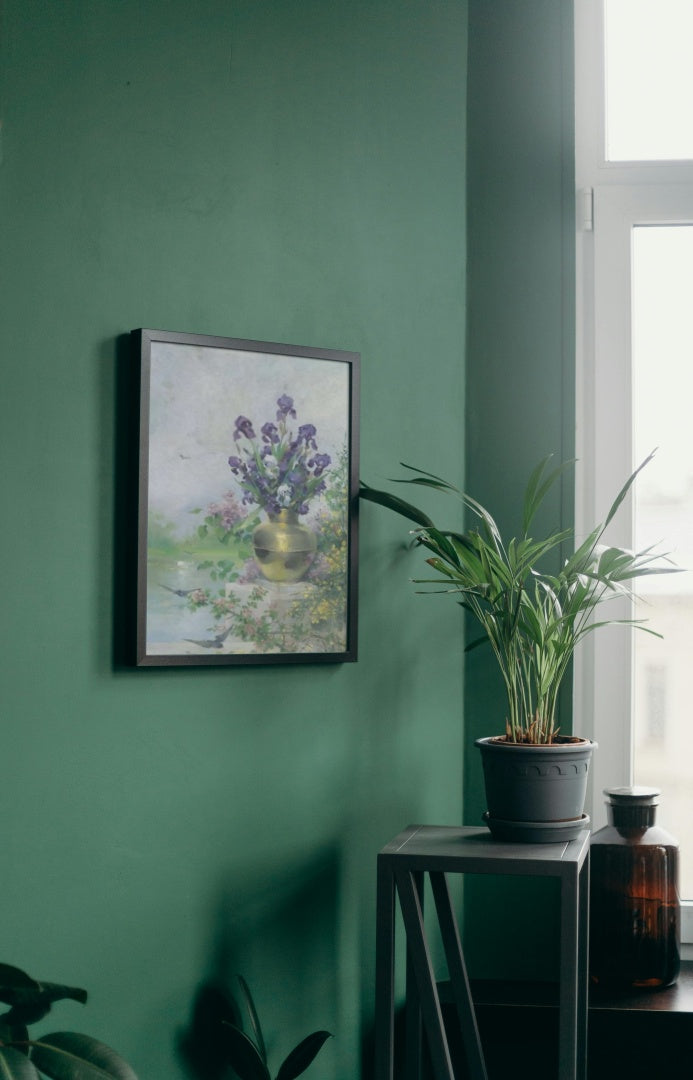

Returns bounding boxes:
[589,787,680,990]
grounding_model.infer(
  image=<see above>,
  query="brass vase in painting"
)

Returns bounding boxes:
[252,510,317,583]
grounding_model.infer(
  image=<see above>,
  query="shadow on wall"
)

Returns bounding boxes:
[178,845,340,1080]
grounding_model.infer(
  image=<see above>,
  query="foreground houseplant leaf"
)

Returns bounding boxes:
[275,1031,332,1080]
[29,1034,137,1080]
[210,984,328,1080]
[218,1025,270,1080]
[178,979,243,1080]
[0,968,87,1027]
[0,1047,42,1080]
[234,976,267,1065]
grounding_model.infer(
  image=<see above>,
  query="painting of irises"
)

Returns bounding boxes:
[134,329,359,666]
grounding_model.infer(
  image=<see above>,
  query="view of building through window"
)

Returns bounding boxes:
[632,225,693,897]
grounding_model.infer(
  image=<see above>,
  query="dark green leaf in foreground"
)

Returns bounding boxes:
[0,967,39,995]
[275,1031,332,1080]
[0,968,87,1027]
[218,1025,270,1080]
[0,1047,42,1080]
[177,978,244,1080]
[30,1033,137,1080]
[235,975,266,1065]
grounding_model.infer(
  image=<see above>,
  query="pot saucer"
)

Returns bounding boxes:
[482,810,590,844]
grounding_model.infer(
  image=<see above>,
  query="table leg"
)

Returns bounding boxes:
[395,868,455,1080]
[559,870,580,1080]
[405,871,424,1080]
[374,854,396,1080]
[577,853,590,1080]
[429,872,488,1080]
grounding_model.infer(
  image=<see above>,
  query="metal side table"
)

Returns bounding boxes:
[374,824,590,1080]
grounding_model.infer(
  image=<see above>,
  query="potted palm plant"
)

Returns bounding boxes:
[361,452,678,842]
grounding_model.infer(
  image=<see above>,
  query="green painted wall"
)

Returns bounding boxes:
[463,0,576,979]
[0,3,466,1079]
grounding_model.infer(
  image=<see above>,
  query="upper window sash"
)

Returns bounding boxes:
[575,0,693,187]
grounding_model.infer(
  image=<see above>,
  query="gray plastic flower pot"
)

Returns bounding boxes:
[475,735,597,843]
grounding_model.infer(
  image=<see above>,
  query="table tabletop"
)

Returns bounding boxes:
[379,824,591,877]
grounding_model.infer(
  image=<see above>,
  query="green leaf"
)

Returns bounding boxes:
[0,968,87,1027]
[359,483,434,528]
[29,1034,137,1080]
[177,979,243,1080]
[396,476,453,492]
[0,966,39,993]
[235,976,266,1065]
[218,1025,270,1080]
[603,450,656,531]
[464,635,489,654]
[0,1023,29,1047]
[459,494,503,549]
[521,457,574,536]
[275,1032,332,1080]
[0,1047,42,1080]
[425,557,457,579]
[415,529,462,571]
[398,462,460,490]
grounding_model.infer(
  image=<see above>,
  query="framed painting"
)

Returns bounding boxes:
[134,328,359,665]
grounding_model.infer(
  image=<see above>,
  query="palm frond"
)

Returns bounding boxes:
[361,452,677,742]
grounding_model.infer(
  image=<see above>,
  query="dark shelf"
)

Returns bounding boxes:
[435,963,693,1080]
[589,959,693,1013]
[461,959,693,1015]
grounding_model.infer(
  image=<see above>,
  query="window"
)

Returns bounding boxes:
[604,0,693,162]
[575,0,693,944]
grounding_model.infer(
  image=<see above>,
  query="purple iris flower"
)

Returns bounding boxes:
[310,453,331,476]
[261,421,280,444]
[233,415,256,440]
[298,424,317,449]
[228,455,243,473]
[276,394,296,420]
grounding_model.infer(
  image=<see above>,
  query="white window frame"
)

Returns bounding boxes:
[575,0,693,947]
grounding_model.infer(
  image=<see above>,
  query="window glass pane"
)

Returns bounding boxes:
[632,225,693,896]
[605,0,693,161]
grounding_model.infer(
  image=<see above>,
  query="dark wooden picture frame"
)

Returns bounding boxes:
[134,328,359,666]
